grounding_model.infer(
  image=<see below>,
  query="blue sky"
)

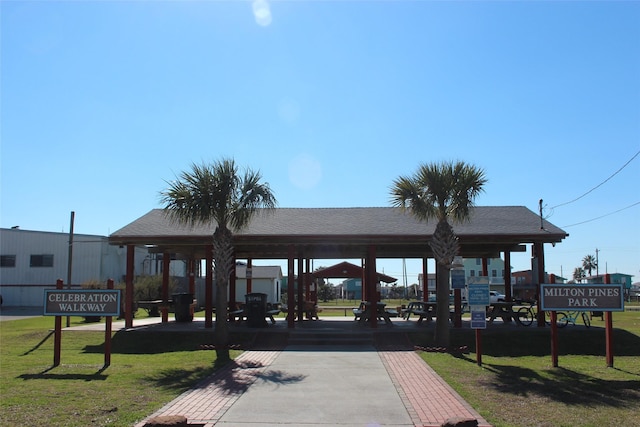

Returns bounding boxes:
[2,1,639,285]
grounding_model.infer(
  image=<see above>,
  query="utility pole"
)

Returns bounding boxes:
[595,248,600,277]
[66,211,75,328]
[538,199,544,229]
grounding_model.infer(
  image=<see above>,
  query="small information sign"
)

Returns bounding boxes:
[470,306,487,329]
[451,269,466,289]
[468,283,490,306]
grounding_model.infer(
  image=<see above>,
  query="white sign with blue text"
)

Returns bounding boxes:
[468,283,490,306]
[470,307,487,329]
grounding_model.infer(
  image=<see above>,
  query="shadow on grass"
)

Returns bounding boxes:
[409,327,640,357]
[145,358,305,395]
[477,362,640,409]
[19,368,108,382]
[21,330,55,356]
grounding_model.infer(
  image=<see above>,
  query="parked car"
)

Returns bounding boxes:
[490,291,506,303]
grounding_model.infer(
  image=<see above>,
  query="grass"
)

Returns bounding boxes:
[409,309,640,427]
[0,314,243,427]
[2,308,639,427]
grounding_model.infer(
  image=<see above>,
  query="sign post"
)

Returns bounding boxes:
[468,281,490,366]
[44,284,120,368]
[53,279,63,367]
[541,283,624,367]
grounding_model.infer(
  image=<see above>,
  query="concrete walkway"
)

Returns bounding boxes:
[135,344,491,427]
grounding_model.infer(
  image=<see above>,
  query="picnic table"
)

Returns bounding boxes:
[486,301,517,323]
[403,301,437,323]
[230,302,281,324]
[137,300,167,317]
[353,301,393,324]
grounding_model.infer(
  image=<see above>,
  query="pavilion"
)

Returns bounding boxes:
[108,206,568,328]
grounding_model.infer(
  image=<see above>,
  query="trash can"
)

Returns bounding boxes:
[173,293,194,323]
[245,293,268,327]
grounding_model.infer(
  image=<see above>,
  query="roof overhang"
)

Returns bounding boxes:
[108,207,568,261]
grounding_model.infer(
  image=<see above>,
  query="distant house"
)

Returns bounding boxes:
[232,264,282,305]
[0,227,149,307]
[420,258,509,297]
[511,269,567,300]
[341,277,363,300]
[585,273,634,290]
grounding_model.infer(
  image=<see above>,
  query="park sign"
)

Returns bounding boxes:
[44,290,121,316]
[450,269,466,289]
[540,284,624,312]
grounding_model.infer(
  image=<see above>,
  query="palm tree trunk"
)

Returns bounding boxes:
[213,226,234,362]
[433,262,451,347]
[431,219,458,348]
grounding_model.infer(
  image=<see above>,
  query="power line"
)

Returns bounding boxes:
[561,201,640,228]
[550,149,640,210]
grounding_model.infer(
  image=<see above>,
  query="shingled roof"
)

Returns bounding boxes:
[109,206,567,260]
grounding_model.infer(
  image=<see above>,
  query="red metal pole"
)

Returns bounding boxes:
[604,273,614,367]
[454,289,462,327]
[550,311,558,367]
[53,279,63,367]
[475,329,482,366]
[534,242,546,327]
[105,279,114,367]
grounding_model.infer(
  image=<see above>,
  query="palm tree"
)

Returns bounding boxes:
[390,160,486,347]
[582,254,597,277]
[573,267,585,283]
[160,159,276,362]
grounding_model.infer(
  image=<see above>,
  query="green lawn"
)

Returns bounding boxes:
[1,309,639,427]
[410,309,640,427]
[0,314,242,427]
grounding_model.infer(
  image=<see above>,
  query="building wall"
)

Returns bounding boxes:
[0,228,148,307]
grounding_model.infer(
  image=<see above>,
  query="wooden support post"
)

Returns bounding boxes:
[53,279,63,367]
[422,257,429,302]
[125,245,135,329]
[504,251,512,301]
[454,289,462,328]
[229,261,236,322]
[476,329,482,366]
[367,245,378,329]
[162,252,170,323]
[205,245,213,328]
[287,245,295,328]
[604,273,614,367]
[297,253,304,321]
[550,311,558,367]
[105,279,114,367]
[246,258,253,294]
